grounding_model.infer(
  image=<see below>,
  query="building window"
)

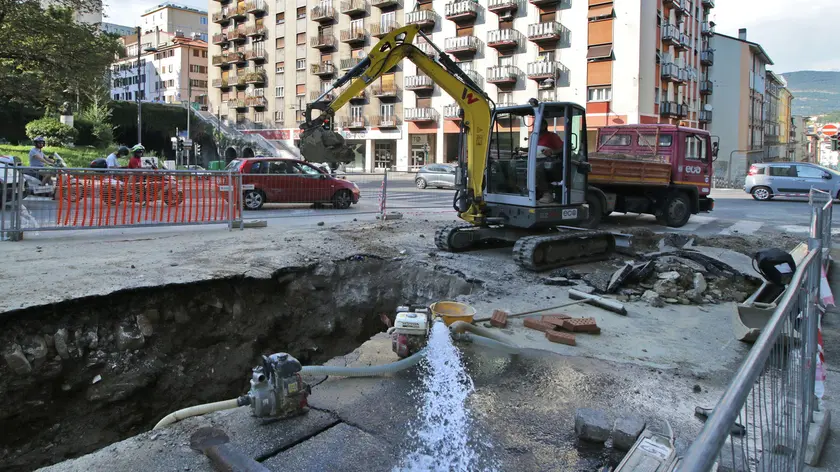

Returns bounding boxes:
[587,86,612,102]
[380,103,395,117]
[276,37,285,49]
[296,7,305,19]
[201,17,207,25]
[202,51,207,58]
[296,33,305,45]
[276,12,285,24]
[275,86,284,97]
[193,49,199,57]
[296,59,306,70]
[497,92,512,105]
[350,105,363,119]
[276,62,285,73]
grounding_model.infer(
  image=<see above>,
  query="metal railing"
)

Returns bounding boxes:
[404,107,439,121]
[444,36,481,53]
[679,188,833,471]
[445,0,478,18]
[487,28,521,47]
[487,65,518,83]
[406,10,436,26]
[527,60,561,79]
[405,75,434,89]
[527,21,563,40]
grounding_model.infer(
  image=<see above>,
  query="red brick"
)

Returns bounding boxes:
[546,331,576,346]
[490,310,509,328]
[562,318,600,333]
[523,318,556,333]
[541,315,572,328]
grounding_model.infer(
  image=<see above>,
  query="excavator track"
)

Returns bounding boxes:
[434,224,478,252]
[513,231,616,272]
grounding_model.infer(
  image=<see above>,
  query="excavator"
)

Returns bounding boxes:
[299,24,616,271]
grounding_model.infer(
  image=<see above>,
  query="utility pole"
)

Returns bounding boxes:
[136,26,142,144]
[187,70,192,165]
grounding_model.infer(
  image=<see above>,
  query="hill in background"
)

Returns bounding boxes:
[782,70,840,118]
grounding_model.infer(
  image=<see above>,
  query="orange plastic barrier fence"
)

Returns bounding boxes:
[55,171,241,228]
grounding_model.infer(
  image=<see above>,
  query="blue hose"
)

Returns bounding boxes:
[300,348,428,377]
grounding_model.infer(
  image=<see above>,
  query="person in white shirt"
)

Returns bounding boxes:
[105,146,130,168]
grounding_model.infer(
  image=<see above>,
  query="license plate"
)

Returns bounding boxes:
[561,209,578,219]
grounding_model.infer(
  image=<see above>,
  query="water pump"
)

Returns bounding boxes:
[391,305,432,358]
[244,352,310,420]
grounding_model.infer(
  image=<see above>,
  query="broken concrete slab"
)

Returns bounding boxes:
[612,416,646,451]
[607,263,634,294]
[263,423,397,471]
[575,408,611,443]
[641,290,665,308]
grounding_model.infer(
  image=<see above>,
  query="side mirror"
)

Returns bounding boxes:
[319,174,327,179]
[823,173,832,180]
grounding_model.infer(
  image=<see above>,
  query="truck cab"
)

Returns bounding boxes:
[588,124,716,227]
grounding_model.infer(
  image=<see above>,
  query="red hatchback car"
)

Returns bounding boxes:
[227,158,360,210]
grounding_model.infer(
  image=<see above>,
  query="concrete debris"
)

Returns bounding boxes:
[92,374,102,384]
[582,271,611,293]
[574,408,612,443]
[136,314,154,337]
[693,273,708,293]
[3,343,32,375]
[54,328,71,360]
[655,255,706,274]
[22,336,49,369]
[607,263,634,293]
[653,280,679,299]
[543,277,574,286]
[641,290,665,308]
[664,298,679,304]
[657,271,681,281]
[116,325,145,351]
[625,261,655,283]
[612,416,646,451]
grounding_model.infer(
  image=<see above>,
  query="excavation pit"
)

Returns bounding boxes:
[0,257,477,471]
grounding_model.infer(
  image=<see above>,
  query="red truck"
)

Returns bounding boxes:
[585,124,717,228]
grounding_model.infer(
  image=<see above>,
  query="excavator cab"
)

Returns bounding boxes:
[482,101,591,228]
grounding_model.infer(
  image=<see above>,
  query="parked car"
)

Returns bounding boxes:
[0,155,21,203]
[744,162,840,201]
[415,164,457,189]
[226,158,360,210]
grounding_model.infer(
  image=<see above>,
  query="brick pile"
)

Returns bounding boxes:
[520,314,602,346]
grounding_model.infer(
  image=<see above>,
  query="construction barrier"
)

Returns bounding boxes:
[377,170,457,216]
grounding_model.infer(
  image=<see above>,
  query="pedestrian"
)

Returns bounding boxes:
[106,146,131,169]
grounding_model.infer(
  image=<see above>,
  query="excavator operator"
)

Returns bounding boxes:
[536,119,564,204]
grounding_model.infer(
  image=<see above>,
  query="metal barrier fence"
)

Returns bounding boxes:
[679,188,833,471]
[1,166,241,238]
[379,170,457,214]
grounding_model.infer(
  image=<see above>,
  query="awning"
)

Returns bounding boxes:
[588,4,614,20]
[587,44,613,60]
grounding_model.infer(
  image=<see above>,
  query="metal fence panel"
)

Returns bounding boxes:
[379,170,457,214]
[679,189,832,472]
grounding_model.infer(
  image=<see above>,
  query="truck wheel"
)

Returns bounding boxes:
[662,192,691,228]
[579,192,603,229]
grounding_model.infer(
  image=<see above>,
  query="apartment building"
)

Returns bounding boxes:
[778,85,794,160]
[111,36,209,107]
[791,116,810,162]
[207,0,405,172]
[763,70,785,161]
[142,3,210,42]
[707,29,773,183]
[101,22,136,37]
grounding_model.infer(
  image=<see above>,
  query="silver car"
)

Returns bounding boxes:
[415,164,457,189]
[744,162,840,201]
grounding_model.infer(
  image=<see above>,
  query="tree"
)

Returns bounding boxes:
[0,1,120,109]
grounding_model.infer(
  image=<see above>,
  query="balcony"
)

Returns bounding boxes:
[246,96,268,109]
[339,116,367,129]
[229,26,248,43]
[415,41,437,56]
[660,101,678,117]
[340,28,367,45]
[701,22,714,36]
[212,78,230,89]
[487,29,520,49]
[230,5,247,20]
[372,84,400,98]
[246,49,267,62]
[677,33,690,50]
[700,50,714,66]
[405,108,439,122]
[371,22,400,38]
[406,10,437,28]
[678,104,688,118]
[664,0,687,14]
[228,99,247,110]
[372,115,401,128]
[212,33,228,45]
[226,51,246,64]
[212,10,231,24]
[341,0,368,16]
[245,71,267,85]
[660,62,679,82]
[529,0,556,5]
[661,24,679,46]
[464,70,482,85]
[444,36,480,54]
[486,65,518,84]
[231,74,247,87]
[527,61,561,80]
[487,0,518,14]
[700,80,713,95]
[527,21,563,43]
[311,5,337,23]
[405,75,434,91]
[212,55,226,66]
[443,104,462,120]
[349,89,366,101]
[310,91,336,101]
[246,0,267,15]
[699,110,712,123]
[311,34,337,50]
[340,57,364,70]
[445,1,478,21]
[246,26,268,39]
[702,0,714,8]
[371,0,400,8]
[312,62,337,76]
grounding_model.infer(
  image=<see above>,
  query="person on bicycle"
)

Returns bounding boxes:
[106,146,130,169]
[128,144,145,169]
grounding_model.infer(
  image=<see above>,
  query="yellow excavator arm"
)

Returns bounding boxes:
[299,24,492,224]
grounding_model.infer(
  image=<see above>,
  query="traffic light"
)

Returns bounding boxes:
[177,138,184,152]
[832,136,839,152]
[195,143,201,155]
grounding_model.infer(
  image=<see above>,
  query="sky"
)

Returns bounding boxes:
[104,0,830,74]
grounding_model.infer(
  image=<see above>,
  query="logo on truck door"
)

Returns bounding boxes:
[685,166,703,175]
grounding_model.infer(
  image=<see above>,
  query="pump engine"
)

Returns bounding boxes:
[245,352,310,419]
[391,305,432,358]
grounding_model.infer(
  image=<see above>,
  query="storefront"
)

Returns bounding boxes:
[407,134,436,171]
[373,141,396,171]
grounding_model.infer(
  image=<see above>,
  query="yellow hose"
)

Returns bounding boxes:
[153,398,242,430]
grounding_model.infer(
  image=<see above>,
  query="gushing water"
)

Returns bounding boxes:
[394,321,495,472]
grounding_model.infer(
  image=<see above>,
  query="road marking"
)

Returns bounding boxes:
[672,215,717,232]
[779,225,840,235]
[718,220,763,236]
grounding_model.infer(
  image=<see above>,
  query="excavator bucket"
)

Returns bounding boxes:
[298,126,355,167]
